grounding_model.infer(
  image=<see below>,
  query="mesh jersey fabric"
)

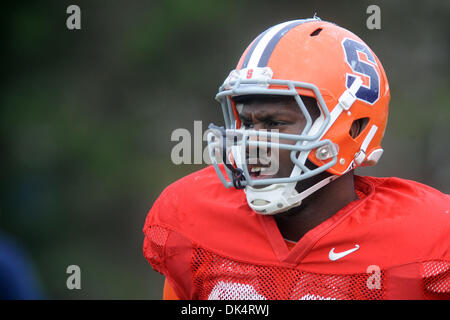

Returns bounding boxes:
[143,165,449,300]
[162,239,299,300]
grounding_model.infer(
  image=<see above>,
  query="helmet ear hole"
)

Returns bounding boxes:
[349,117,370,139]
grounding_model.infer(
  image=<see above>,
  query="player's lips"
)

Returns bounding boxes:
[249,166,272,178]
[247,160,277,180]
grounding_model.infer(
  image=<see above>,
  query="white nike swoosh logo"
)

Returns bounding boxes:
[328,245,360,261]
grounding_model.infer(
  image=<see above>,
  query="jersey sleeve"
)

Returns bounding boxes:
[163,278,181,300]
[142,188,196,300]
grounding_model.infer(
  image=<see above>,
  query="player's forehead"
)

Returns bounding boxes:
[234,95,300,115]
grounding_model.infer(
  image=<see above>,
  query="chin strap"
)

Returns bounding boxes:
[289,175,339,204]
[246,175,339,215]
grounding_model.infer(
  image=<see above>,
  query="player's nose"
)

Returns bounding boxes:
[245,131,271,162]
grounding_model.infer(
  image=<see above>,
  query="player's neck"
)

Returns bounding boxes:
[274,171,358,243]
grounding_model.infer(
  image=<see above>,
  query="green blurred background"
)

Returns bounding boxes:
[1,0,449,299]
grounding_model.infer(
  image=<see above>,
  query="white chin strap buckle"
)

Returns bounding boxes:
[246,175,338,215]
[246,183,298,215]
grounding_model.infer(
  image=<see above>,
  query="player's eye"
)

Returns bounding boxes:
[266,120,285,128]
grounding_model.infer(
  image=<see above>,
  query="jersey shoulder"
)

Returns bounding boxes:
[363,175,449,216]
[349,176,449,262]
[143,165,274,262]
[145,165,247,229]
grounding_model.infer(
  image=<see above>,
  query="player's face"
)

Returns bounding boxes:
[237,96,319,185]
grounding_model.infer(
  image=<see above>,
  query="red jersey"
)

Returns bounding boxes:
[143,165,449,300]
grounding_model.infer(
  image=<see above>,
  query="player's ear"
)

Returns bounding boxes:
[349,118,369,139]
[349,121,360,139]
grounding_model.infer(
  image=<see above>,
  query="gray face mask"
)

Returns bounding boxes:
[207,67,339,190]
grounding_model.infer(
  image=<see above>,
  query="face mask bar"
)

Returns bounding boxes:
[207,123,246,189]
[207,126,337,188]
[216,78,328,131]
[206,76,338,189]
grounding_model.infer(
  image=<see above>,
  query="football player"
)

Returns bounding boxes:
[143,17,449,300]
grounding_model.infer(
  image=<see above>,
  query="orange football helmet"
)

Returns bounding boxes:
[207,17,390,214]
